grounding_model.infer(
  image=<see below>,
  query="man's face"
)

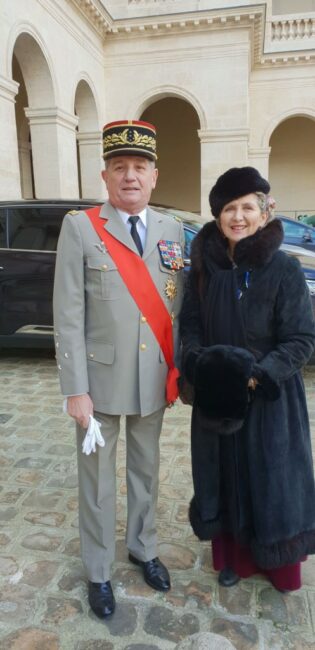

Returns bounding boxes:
[102,156,158,215]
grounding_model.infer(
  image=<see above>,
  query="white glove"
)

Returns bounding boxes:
[81,415,105,455]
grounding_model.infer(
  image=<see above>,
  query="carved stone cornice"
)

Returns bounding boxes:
[69,1,315,68]
[76,130,102,143]
[25,107,79,131]
[70,0,112,35]
[0,75,20,102]
[198,128,250,143]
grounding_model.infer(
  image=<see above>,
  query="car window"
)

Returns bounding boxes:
[8,207,64,251]
[282,220,311,239]
[184,227,198,259]
[0,210,6,247]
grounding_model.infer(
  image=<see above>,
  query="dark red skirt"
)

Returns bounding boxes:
[212,534,305,591]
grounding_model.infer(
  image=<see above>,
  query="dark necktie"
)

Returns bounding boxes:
[128,215,143,256]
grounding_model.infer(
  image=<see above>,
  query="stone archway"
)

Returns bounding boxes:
[269,116,315,218]
[12,32,79,198]
[13,54,34,198]
[141,97,201,214]
[12,32,57,198]
[75,79,102,199]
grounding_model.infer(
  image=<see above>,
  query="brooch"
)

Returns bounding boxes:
[164,278,177,300]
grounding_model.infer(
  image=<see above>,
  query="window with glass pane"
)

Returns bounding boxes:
[0,210,6,247]
[8,207,64,250]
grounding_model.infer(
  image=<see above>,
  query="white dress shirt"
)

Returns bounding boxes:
[116,208,147,251]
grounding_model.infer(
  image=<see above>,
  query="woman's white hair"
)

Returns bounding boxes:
[255,192,276,223]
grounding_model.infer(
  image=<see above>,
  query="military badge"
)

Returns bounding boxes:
[94,242,107,253]
[164,278,177,300]
[158,240,184,270]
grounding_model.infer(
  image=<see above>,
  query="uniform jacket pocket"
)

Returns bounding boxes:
[86,341,115,364]
[86,256,123,300]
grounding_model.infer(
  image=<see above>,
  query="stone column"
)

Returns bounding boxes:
[18,139,33,198]
[25,107,79,198]
[198,128,250,220]
[76,131,106,199]
[0,75,22,199]
[248,147,271,179]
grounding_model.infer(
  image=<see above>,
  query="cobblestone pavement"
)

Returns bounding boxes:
[0,350,315,650]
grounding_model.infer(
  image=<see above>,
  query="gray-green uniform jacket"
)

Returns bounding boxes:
[53,202,184,416]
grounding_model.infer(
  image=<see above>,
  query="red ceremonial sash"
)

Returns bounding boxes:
[85,206,180,403]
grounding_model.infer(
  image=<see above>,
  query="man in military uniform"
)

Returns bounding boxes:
[53,120,184,618]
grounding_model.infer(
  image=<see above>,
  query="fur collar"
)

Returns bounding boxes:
[191,218,284,274]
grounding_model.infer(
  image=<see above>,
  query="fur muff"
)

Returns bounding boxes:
[209,166,270,218]
[189,496,221,540]
[193,345,256,434]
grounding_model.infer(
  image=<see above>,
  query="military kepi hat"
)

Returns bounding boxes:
[103,120,157,161]
[209,166,270,218]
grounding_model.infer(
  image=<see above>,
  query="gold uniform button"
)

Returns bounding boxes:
[141,316,147,323]
[140,344,146,350]
[102,264,108,270]
[89,353,94,359]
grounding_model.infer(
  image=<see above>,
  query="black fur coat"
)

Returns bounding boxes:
[180,219,315,569]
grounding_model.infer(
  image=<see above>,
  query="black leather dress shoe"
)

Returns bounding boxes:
[88,580,115,618]
[128,553,171,592]
[218,568,240,587]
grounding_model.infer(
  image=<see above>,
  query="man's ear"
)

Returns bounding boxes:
[152,167,158,189]
[101,170,107,182]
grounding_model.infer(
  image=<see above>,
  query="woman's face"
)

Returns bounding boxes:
[219,193,268,254]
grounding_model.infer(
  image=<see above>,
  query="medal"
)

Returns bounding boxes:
[158,240,184,270]
[164,278,177,300]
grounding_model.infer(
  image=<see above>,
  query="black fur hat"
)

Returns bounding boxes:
[209,166,270,218]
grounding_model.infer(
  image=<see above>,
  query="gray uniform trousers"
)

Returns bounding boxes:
[76,407,165,583]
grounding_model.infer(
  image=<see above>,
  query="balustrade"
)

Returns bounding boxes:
[272,17,315,40]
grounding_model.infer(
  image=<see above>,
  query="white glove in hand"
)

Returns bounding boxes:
[82,415,105,455]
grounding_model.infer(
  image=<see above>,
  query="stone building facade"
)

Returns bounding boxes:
[1,0,315,219]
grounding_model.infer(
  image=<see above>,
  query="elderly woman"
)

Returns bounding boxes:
[180,166,315,591]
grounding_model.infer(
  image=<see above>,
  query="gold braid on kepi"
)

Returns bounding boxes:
[103,120,157,162]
